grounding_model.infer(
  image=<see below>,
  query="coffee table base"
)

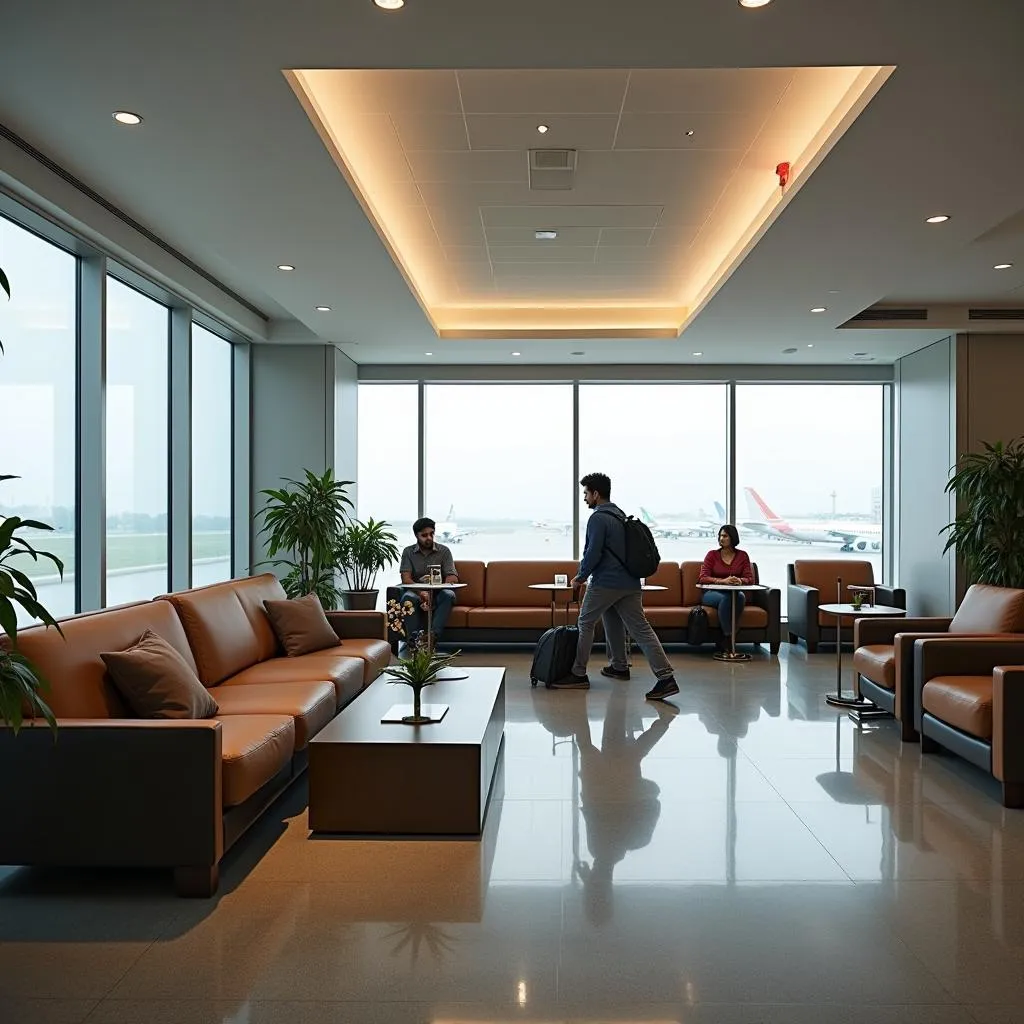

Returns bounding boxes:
[714,650,752,663]
[848,705,893,723]
[825,693,874,708]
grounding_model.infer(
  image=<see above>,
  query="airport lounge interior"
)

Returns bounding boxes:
[4,1,1024,1021]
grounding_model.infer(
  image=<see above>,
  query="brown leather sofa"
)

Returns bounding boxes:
[389,559,781,653]
[787,559,905,653]
[853,583,1024,741]
[913,635,1024,807]
[0,573,390,896]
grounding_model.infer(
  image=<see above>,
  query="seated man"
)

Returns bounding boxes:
[398,517,459,650]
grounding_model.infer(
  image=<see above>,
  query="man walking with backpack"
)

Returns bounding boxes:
[550,472,679,701]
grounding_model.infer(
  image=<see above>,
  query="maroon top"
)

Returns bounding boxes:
[699,548,754,584]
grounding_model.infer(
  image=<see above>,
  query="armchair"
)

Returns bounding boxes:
[854,583,1024,741]
[913,636,1024,807]
[787,559,905,653]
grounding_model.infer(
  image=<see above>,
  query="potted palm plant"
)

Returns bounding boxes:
[258,468,353,609]
[383,646,461,724]
[336,518,400,611]
[943,437,1024,588]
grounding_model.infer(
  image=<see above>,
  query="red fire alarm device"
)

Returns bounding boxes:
[776,161,791,188]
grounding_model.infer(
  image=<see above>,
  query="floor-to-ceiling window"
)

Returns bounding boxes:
[0,216,78,621]
[191,323,233,585]
[578,384,729,566]
[735,383,885,613]
[105,277,170,604]
[424,384,575,561]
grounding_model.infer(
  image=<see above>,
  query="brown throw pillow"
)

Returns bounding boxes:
[101,629,219,719]
[263,592,341,657]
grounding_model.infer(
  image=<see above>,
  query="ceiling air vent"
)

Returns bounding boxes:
[529,148,577,190]
[847,307,928,322]
[968,308,1024,320]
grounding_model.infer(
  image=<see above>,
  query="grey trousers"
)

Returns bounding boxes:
[572,585,675,680]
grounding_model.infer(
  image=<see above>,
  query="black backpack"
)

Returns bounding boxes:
[607,509,661,579]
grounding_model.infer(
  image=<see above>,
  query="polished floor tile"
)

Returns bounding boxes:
[6,646,1024,1020]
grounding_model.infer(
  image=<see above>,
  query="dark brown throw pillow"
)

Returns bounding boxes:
[101,629,219,719]
[263,592,341,657]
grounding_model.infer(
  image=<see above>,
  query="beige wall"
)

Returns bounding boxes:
[960,333,1024,453]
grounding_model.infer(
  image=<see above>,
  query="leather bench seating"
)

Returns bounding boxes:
[390,560,781,653]
[0,573,390,896]
[912,635,1024,807]
[853,583,1024,741]
[787,559,906,653]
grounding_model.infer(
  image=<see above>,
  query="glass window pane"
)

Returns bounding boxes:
[105,277,169,605]
[735,384,884,614]
[578,384,728,566]
[357,384,419,602]
[0,217,78,622]
[424,384,574,561]
[191,324,233,585]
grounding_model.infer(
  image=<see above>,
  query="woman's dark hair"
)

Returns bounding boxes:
[719,523,740,548]
[413,517,436,535]
[579,472,611,500]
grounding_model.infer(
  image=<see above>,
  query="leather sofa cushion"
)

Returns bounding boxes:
[322,638,391,684]
[644,607,686,628]
[922,675,993,740]
[485,561,580,607]
[101,629,219,720]
[452,561,485,607]
[467,607,559,629]
[643,562,682,605]
[213,681,335,748]
[949,584,1024,634]
[681,562,705,606]
[263,593,341,657]
[14,601,198,719]
[222,653,365,709]
[853,644,896,690]
[446,607,470,629]
[218,714,295,807]
[694,604,769,630]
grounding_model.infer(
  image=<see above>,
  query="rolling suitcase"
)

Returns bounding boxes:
[530,614,579,688]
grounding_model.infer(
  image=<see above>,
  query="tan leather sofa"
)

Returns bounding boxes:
[0,573,390,896]
[787,559,905,653]
[390,559,781,653]
[853,583,1024,741]
[912,635,1024,806]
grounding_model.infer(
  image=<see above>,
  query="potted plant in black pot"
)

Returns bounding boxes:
[336,517,400,611]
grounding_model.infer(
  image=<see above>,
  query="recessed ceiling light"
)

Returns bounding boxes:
[511,351,521,356]
[535,229,558,240]
[692,351,703,356]
[926,214,950,224]
[112,111,143,125]
[536,124,549,134]
[315,305,331,312]
[739,0,773,7]
[810,307,827,313]
[807,343,814,348]
[685,130,695,137]
[277,264,296,272]
[374,0,404,9]
[424,351,433,356]
[994,263,1014,270]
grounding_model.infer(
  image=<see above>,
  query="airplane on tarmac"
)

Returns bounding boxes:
[639,506,719,539]
[742,487,882,551]
[531,517,572,534]
[435,505,473,544]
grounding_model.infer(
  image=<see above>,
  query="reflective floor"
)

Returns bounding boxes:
[4,646,1024,1023]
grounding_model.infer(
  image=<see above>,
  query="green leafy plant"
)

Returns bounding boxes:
[336,518,400,593]
[383,646,460,723]
[258,468,353,608]
[942,438,1024,588]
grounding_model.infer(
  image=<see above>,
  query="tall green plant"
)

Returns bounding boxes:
[258,468,353,608]
[336,518,400,592]
[942,438,1024,588]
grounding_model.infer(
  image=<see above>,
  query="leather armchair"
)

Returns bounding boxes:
[913,636,1024,807]
[787,559,904,653]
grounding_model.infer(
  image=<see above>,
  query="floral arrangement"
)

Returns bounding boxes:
[387,597,416,638]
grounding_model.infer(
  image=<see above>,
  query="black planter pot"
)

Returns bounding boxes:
[341,590,379,611]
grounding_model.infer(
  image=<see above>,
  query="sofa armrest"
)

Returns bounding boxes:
[855,616,952,648]
[787,584,818,642]
[326,610,387,641]
[993,667,1024,783]
[0,718,223,869]
[754,587,782,645]
[874,585,906,610]
[914,637,1024,683]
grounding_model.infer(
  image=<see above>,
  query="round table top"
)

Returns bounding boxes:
[529,583,573,590]
[642,584,668,591]
[698,583,768,591]
[818,602,905,617]
[400,581,467,589]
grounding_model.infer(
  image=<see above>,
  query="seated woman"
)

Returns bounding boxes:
[699,525,754,649]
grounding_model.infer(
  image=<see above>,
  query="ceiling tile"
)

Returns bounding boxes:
[317,70,463,114]
[481,205,664,229]
[614,110,764,151]
[624,69,794,114]
[465,113,619,151]
[457,69,629,114]
[391,112,469,151]
[489,245,598,263]
[595,245,687,264]
[484,225,602,246]
[444,245,490,263]
[406,149,526,184]
[599,227,655,246]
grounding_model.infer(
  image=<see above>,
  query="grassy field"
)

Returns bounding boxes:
[10,531,231,580]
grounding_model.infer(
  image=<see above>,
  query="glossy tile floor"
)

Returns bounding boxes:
[5,646,1024,1023]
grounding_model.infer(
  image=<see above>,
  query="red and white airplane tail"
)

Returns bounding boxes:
[743,487,794,535]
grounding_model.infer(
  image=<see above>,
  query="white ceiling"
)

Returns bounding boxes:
[1,0,1023,365]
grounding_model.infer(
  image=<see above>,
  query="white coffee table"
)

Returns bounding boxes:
[396,580,468,679]
[819,602,906,711]
[698,583,769,662]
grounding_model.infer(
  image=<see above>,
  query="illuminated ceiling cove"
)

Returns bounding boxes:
[287,67,892,340]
